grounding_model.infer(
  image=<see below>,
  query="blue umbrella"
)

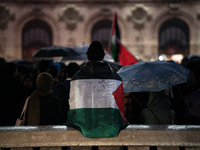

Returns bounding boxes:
[32,46,79,58]
[117,60,190,93]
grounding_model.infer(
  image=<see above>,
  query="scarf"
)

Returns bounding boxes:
[27,72,53,125]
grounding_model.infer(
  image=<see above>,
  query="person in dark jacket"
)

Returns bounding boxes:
[0,62,25,126]
[21,74,36,99]
[141,90,172,125]
[26,72,62,125]
[53,62,80,124]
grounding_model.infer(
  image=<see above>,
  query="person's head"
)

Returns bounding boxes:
[86,41,105,61]
[49,65,59,78]
[38,59,52,72]
[191,67,200,82]
[148,90,170,108]
[66,62,80,78]
[2,62,18,77]
[22,74,33,88]
[36,72,53,96]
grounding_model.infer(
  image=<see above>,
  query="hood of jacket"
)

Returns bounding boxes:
[36,72,53,96]
[148,90,170,109]
[72,61,122,80]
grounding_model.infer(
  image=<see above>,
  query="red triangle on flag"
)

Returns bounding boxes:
[118,41,139,66]
[112,83,128,123]
[110,12,139,66]
[112,83,125,114]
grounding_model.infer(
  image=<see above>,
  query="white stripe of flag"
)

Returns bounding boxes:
[69,79,122,110]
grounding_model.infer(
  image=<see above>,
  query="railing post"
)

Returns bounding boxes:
[40,147,62,150]
[10,148,33,150]
[70,146,91,150]
[127,146,150,150]
[157,147,179,150]
[185,148,200,150]
[98,146,120,150]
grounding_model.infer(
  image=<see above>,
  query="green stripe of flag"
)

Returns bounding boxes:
[66,108,127,138]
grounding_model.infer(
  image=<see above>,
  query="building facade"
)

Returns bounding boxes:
[0,0,200,62]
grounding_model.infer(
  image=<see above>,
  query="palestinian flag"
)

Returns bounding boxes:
[66,63,128,138]
[111,12,120,62]
[111,12,139,66]
[118,40,139,66]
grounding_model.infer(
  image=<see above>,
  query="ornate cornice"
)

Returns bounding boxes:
[59,5,83,31]
[100,5,112,16]
[0,0,199,3]
[32,5,42,15]
[127,4,151,30]
[168,3,180,15]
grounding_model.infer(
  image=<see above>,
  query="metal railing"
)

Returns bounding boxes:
[0,125,200,150]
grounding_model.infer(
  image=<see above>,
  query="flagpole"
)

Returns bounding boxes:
[110,12,120,62]
[108,12,116,58]
[109,12,139,66]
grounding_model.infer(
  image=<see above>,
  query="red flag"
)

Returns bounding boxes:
[110,12,139,66]
[118,40,139,66]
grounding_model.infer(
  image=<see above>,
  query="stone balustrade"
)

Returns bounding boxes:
[0,125,200,150]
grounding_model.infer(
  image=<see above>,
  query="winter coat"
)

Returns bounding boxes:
[27,72,61,125]
[0,75,25,126]
[141,90,172,125]
[53,79,70,124]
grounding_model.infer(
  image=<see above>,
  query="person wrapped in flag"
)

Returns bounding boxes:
[65,41,128,138]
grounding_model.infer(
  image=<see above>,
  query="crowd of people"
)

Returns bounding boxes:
[0,41,200,133]
[0,57,81,126]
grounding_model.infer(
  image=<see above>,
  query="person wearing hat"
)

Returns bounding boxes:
[86,41,105,61]
[65,41,128,138]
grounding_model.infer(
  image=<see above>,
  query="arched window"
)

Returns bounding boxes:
[22,19,52,60]
[91,19,113,51]
[159,18,189,58]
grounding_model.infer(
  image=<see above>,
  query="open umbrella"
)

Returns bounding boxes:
[71,45,114,62]
[13,59,36,75]
[117,60,190,93]
[32,46,79,58]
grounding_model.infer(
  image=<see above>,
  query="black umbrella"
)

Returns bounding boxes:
[13,59,36,75]
[32,46,79,58]
[71,45,114,62]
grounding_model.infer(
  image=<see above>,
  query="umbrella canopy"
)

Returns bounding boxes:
[71,45,114,62]
[13,59,36,75]
[32,46,79,58]
[14,59,34,68]
[117,60,190,93]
